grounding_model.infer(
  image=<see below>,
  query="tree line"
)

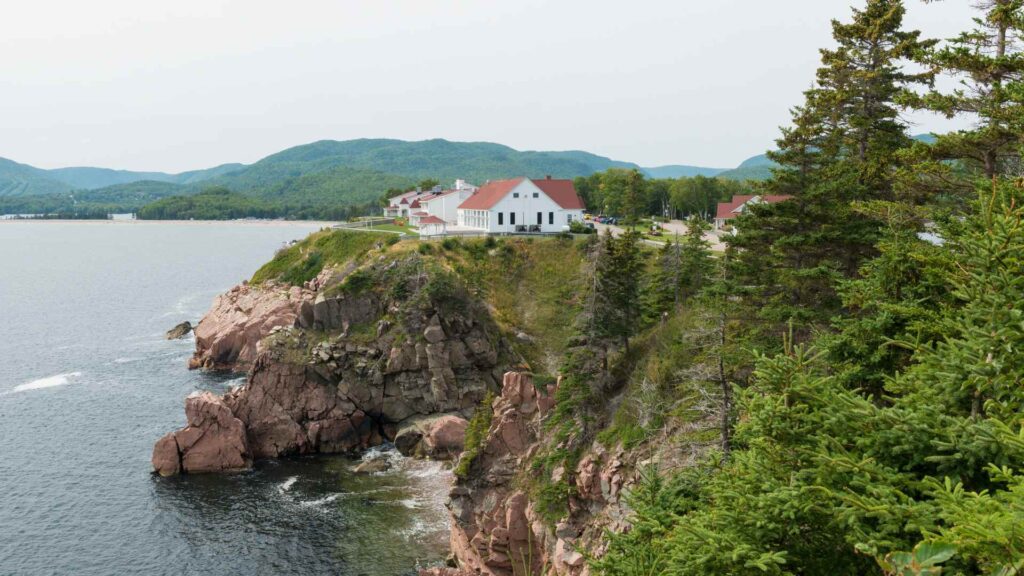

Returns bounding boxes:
[555,1,1024,574]
[574,170,754,222]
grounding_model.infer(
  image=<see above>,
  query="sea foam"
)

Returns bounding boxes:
[7,372,83,394]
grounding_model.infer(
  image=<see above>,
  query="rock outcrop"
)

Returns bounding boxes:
[152,391,252,476]
[447,372,633,576]
[156,256,507,475]
[188,281,313,371]
[165,321,192,340]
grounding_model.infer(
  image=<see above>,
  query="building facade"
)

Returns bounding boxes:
[456,177,585,234]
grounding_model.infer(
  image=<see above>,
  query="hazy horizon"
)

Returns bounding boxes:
[3,0,977,173]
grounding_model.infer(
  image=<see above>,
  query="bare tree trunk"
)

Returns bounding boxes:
[718,312,731,458]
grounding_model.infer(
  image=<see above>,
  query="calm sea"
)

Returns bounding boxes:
[0,222,450,576]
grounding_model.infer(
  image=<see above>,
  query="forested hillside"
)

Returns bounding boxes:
[1,139,774,218]
[569,1,1024,574]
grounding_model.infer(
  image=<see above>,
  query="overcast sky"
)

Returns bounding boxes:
[0,0,978,172]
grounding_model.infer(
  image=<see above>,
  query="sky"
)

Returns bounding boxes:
[0,0,979,172]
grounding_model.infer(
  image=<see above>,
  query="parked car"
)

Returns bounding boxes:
[607,217,618,225]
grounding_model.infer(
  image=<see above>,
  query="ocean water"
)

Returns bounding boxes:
[0,222,451,576]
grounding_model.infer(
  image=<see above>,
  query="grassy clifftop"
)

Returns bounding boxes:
[252,229,592,372]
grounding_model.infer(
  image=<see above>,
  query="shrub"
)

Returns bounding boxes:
[339,268,373,295]
[418,242,434,255]
[279,250,323,285]
[454,392,495,478]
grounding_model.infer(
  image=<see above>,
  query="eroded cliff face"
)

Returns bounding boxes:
[447,372,637,576]
[154,255,509,475]
[188,280,313,371]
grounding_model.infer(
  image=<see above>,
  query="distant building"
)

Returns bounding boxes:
[384,179,478,222]
[456,177,585,234]
[714,194,792,230]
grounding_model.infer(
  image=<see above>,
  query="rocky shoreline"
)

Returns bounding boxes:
[153,247,649,576]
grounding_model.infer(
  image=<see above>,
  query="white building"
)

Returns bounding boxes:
[456,177,585,234]
[388,179,479,223]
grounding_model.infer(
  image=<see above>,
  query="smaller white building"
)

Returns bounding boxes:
[417,215,448,237]
[456,177,585,234]
[390,180,479,223]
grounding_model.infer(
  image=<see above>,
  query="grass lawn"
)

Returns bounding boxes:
[366,223,418,236]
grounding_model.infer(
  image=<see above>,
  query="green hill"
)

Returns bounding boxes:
[217,138,640,188]
[715,153,777,181]
[642,165,726,178]
[46,162,246,190]
[0,158,72,196]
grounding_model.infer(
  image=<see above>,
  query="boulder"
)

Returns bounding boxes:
[165,321,192,340]
[152,391,252,475]
[423,415,468,458]
[393,413,468,459]
[424,314,446,343]
[151,434,181,476]
[353,456,391,474]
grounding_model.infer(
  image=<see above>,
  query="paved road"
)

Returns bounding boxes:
[592,219,728,251]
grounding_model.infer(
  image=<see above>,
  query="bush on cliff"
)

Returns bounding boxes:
[454,392,495,478]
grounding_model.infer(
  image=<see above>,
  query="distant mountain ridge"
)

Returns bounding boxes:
[0,134,935,212]
[0,134,943,200]
[0,138,736,201]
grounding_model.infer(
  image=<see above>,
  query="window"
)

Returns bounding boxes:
[532,192,539,198]
[513,192,519,198]
[510,212,516,225]
[548,212,553,225]
[567,214,574,223]
[537,212,542,225]
[498,212,503,225]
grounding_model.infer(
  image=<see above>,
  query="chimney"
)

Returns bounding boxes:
[545,175,552,180]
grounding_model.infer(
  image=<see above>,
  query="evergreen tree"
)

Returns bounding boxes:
[731,0,934,335]
[912,0,1024,179]
[594,229,645,350]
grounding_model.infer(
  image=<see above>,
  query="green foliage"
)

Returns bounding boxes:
[880,542,957,576]
[454,392,495,478]
[137,186,277,220]
[593,229,646,348]
[250,229,388,285]
[568,220,595,234]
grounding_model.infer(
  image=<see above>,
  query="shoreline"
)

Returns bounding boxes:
[0,219,338,227]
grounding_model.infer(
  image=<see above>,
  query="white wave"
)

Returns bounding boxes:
[113,357,139,364]
[278,476,298,493]
[298,494,341,508]
[6,372,82,395]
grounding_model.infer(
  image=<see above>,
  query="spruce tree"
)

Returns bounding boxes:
[730,0,934,335]
[913,0,1024,178]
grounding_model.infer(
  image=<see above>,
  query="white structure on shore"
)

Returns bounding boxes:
[383,179,478,221]
[454,177,584,234]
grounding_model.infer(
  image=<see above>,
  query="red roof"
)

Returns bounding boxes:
[457,178,584,210]
[715,195,791,220]
[409,199,421,208]
[419,215,446,225]
[413,211,429,216]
